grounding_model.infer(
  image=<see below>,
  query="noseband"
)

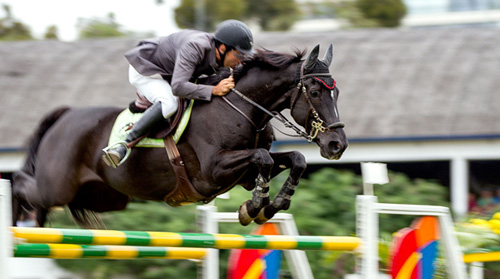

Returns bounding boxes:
[223,61,345,142]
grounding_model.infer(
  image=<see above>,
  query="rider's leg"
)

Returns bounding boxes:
[102,65,178,168]
[102,102,164,167]
[127,65,179,119]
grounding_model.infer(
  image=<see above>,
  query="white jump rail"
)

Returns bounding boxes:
[0,179,13,279]
[357,195,468,278]
[197,205,315,279]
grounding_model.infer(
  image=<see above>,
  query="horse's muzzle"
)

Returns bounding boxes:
[316,128,348,160]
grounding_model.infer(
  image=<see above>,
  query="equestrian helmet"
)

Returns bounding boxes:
[214,20,254,56]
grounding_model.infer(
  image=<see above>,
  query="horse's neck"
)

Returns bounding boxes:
[236,69,296,127]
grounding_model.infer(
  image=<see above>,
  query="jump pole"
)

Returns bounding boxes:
[14,243,207,260]
[11,227,361,251]
[196,204,363,279]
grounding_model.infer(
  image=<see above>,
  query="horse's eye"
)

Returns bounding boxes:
[310,90,320,98]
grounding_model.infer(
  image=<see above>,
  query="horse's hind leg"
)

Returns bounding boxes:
[11,171,41,226]
[254,151,306,224]
[35,207,48,227]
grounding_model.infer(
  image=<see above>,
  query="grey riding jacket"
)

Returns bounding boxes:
[124,30,219,101]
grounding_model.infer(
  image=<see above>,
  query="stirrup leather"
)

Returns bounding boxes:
[102,141,131,168]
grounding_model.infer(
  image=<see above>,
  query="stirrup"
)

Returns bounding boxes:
[102,141,131,168]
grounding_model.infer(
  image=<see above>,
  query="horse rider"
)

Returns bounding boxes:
[102,19,254,168]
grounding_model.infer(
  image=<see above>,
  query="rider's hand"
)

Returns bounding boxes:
[212,76,234,96]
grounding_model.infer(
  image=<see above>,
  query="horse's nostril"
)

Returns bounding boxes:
[329,141,342,152]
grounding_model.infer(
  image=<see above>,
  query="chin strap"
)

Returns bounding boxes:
[215,45,227,67]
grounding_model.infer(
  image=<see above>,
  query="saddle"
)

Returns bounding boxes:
[128,96,213,207]
[127,96,186,140]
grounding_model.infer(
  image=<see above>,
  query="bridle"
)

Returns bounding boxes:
[222,61,344,142]
[293,61,345,141]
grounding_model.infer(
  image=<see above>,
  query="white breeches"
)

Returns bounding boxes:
[128,65,178,118]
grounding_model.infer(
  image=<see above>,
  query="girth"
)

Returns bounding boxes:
[162,136,215,206]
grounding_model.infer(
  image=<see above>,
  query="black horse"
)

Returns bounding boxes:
[12,45,347,227]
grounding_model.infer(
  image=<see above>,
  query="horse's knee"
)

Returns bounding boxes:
[290,151,307,173]
[252,149,274,179]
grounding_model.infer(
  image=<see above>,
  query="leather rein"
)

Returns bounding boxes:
[222,62,345,142]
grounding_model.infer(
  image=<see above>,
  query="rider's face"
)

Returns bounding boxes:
[217,44,243,68]
[223,49,242,68]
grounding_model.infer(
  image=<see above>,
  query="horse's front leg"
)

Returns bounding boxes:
[209,149,274,226]
[254,151,307,225]
[238,172,272,226]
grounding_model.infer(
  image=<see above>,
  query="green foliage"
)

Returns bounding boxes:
[174,0,300,31]
[375,174,449,233]
[47,167,450,278]
[455,223,500,250]
[245,0,301,31]
[0,4,33,41]
[44,25,59,40]
[356,0,407,27]
[331,1,379,29]
[78,13,125,39]
[174,0,246,31]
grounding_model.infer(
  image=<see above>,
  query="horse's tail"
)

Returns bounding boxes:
[12,106,71,226]
[68,207,105,229]
[21,106,71,176]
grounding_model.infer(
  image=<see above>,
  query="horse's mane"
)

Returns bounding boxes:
[203,48,305,85]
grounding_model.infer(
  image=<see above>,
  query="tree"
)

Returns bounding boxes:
[356,0,407,27]
[174,0,300,31]
[44,25,59,40]
[77,12,125,39]
[330,1,379,29]
[175,0,246,31]
[245,0,300,31]
[0,4,33,41]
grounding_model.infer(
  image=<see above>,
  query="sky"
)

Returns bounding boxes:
[1,0,181,41]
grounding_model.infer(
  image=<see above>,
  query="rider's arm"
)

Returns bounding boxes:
[170,41,214,101]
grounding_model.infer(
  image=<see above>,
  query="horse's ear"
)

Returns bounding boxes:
[322,44,333,66]
[304,44,320,71]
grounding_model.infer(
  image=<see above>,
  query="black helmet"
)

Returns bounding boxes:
[214,20,254,56]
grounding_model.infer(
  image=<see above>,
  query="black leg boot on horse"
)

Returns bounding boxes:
[102,102,165,168]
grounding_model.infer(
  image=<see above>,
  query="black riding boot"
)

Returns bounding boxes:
[102,102,164,168]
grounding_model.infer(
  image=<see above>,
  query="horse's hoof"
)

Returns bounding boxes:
[254,208,270,225]
[238,202,254,226]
